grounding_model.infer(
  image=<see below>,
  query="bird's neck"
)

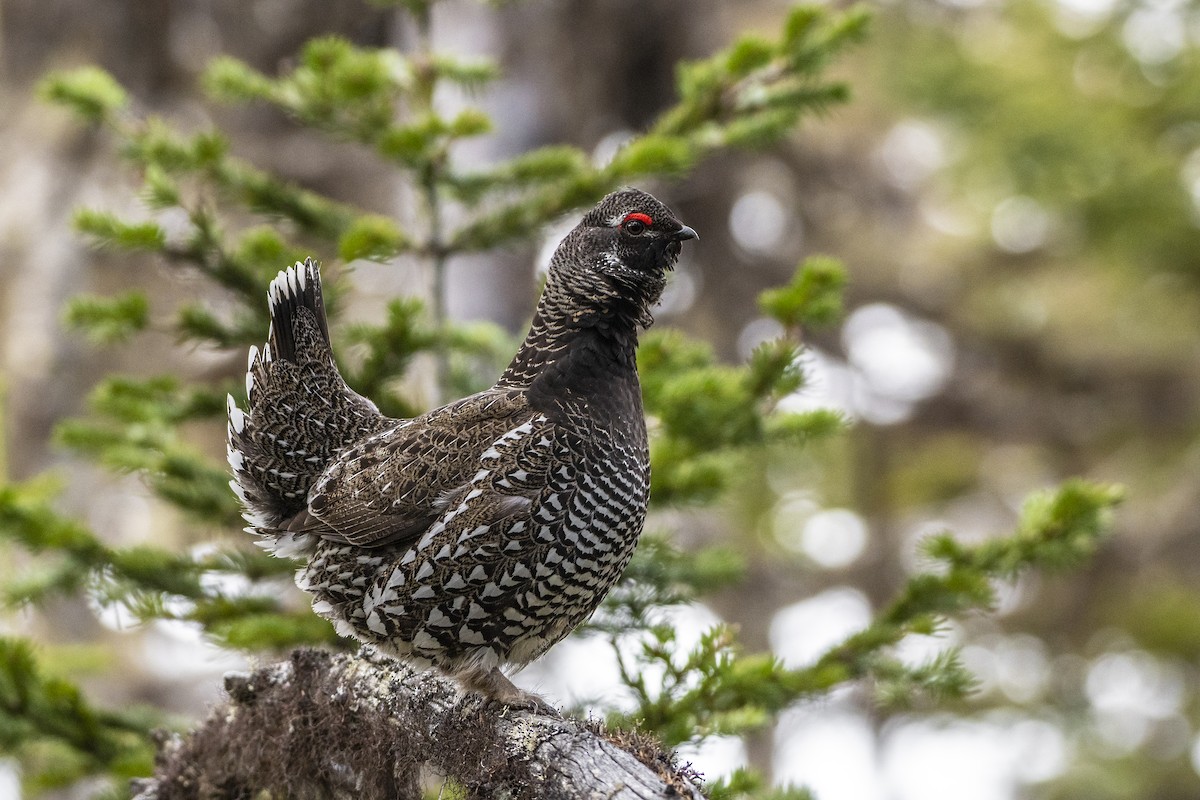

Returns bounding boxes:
[497,274,644,393]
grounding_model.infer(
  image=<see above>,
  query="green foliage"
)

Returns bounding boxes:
[0,637,155,793]
[0,476,333,653]
[640,320,847,504]
[72,210,164,251]
[37,67,127,123]
[920,481,1123,579]
[823,483,1122,680]
[233,227,311,284]
[208,39,410,144]
[662,5,868,141]
[341,298,439,418]
[54,376,240,522]
[876,0,1200,294]
[759,256,846,330]
[448,145,589,204]
[710,769,814,800]
[608,135,697,177]
[204,38,495,175]
[0,476,198,603]
[338,215,410,262]
[589,534,745,636]
[64,292,150,344]
[450,6,868,251]
[607,482,1121,746]
[639,256,850,500]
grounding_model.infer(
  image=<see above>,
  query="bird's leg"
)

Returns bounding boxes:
[457,666,559,717]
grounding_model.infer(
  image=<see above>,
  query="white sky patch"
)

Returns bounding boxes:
[777,348,859,420]
[775,711,885,800]
[1083,649,1186,757]
[1122,3,1186,65]
[1010,717,1072,782]
[737,317,785,361]
[772,491,818,553]
[728,190,796,257]
[773,497,868,569]
[516,634,632,712]
[1053,0,1118,37]
[535,215,577,277]
[519,603,724,714]
[1053,0,1117,18]
[878,120,946,190]
[89,590,142,632]
[657,265,701,317]
[87,574,204,639]
[191,541,259,598]
[658,602,724,655]
[883,716,1069,800]
[676,735,747,784]
[991,195,1052,254]
[1086,650,1185,719]
[140,619,247,680]
[843,303,955,423]
[960,643,1000,696]
[778,343,930,425]
[992,633,1052,704]
[800,508,869,569]
[1093,709,1151,755]
[0,761,17,800]
[156,206,196,251]
[592,129,636,169]
[770,588,873,668]
[1179,147,1200,222]
[995,572,1034,616]
[894,622,962,669]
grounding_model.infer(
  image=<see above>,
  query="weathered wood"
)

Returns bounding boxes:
[131,648,703,800]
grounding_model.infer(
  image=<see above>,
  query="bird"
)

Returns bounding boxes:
[226,188,698,706]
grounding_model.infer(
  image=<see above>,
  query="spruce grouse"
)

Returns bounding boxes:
[227,188,697,703]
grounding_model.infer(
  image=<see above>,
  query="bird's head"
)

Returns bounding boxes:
[550,188,698,326]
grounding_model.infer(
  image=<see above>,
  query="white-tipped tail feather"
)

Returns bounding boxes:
[226,258,387,555]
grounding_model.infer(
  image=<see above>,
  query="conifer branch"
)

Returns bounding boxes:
[0,637,157,792]
[605,481,1122,744]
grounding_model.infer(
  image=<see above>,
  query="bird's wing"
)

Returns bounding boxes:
[293,388,553,548]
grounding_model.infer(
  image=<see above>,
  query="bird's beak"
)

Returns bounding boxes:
[674,225,699,242]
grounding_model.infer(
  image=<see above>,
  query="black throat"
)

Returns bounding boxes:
[497,273,645,418]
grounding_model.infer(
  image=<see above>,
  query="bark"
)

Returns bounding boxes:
[130,648,703,800]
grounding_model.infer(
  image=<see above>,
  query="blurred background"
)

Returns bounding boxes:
[2,0,1199,798]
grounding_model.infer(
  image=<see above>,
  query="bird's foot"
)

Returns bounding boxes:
[458,666,560,717]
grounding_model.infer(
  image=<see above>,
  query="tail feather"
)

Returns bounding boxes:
[228,259,388,536]
[264,260,330,362]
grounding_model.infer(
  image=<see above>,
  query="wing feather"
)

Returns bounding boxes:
[294,388,551,548]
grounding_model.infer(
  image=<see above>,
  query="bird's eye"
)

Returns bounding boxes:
[620,212,653,235]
